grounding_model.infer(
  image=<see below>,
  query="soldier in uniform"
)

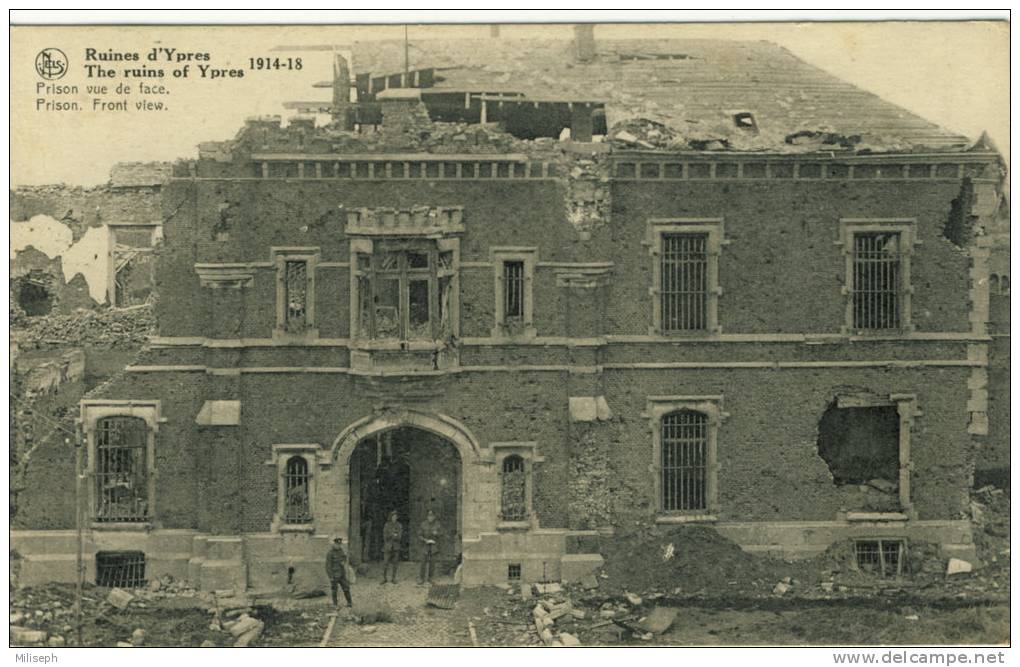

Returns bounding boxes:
[417,509,442,585]
[325,537,353,608]
[381,510,404,584]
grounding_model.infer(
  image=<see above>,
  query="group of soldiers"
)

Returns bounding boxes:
[325,509,444,608]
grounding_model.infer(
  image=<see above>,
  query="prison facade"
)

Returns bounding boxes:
[11,36,1005,589]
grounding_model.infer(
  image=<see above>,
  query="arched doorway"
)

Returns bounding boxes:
[348,426,462,574]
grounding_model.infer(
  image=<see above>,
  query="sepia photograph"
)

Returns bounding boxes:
[7,10,1011,655]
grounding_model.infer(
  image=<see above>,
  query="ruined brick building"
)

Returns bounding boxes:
[10,161,168,317]
[12,31,1007,589]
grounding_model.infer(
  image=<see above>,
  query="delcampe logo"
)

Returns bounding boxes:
[35,48,68,80]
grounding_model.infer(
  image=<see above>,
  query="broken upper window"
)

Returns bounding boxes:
[661,410,708,512]
[355,242,455,341]
[274,251,317,337]
[852,232,902,330]
[661,233,708,332]
[95,416,149,523]
[817,403,900,486]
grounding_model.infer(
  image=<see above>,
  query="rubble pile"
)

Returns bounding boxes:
[475,579,682,646]
[12,303,155,348]
[323,121,538,155]
[609,118,684,150]
[598,524,797,597]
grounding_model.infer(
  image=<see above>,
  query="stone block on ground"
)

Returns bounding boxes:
[106,588,134,610]
[233,621,264,647]
[947,558,973,575]
[228,614,261,637]
[11,627,48,645]
[559,632,582,647]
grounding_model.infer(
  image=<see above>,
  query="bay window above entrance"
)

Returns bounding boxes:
[346,207,462,371]
[353,242,457,342]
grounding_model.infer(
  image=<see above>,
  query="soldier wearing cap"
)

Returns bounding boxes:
[325,537,353,608]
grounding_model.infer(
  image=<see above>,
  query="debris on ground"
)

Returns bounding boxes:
[105,588,134,610]
[946,558,973,576]
[426,584,461,609]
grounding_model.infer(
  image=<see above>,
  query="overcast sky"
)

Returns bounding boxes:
[10,21,1008,187]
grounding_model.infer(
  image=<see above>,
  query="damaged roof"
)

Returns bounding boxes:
[336,38,972,153]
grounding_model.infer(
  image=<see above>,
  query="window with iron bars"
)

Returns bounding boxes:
[854,539,905,577]
[500,455,527,521]
[283,456,312,524]
[96,551,146,588]
[852,232,901,330]
[661,233,708,332]
[95,416,149,523]
[661,410,708,511]
[503,261,525,323]
[284,260,309,331]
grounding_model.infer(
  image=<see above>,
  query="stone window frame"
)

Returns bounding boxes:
[490,247,538,338]
[268,443,325,532]
[349,237,461,343]
[838,218,919,335]
[832,392,920,520]
[645,395,727,523]
[491,441,542,530]
[80,400,163,530]
[272,247,320,341]
[646,218,727,336]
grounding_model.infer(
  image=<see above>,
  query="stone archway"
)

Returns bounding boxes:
[314,409,496,557]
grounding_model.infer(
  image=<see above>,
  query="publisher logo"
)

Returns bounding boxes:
[35,48,68,80]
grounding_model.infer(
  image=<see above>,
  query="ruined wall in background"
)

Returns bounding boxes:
[10,163,168,315]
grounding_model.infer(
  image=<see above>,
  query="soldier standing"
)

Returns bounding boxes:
[417,509,442,585]
[381,510,404,584]
[325,537,353,609]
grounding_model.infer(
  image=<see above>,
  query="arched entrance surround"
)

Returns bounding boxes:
[313,409,496,550]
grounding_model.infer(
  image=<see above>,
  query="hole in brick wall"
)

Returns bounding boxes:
[945,178,976,247]
[854,539,904,577]
[96,551,146,588]
[817,401,900,486]
[507,563,522,581]
[287,566,296,584]
[16,274,54,316]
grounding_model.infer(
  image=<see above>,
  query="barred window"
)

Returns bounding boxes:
[95,416,149,522]
[852,232,901,330]
[503,261,525,322]
[661,410,708,511]
[661,233,708,332]
[500,455,527,521]
[284,260,308,331]
[855,539,905,577]
[283,456,312,524]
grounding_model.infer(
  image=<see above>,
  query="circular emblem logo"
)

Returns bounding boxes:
[35,48,68,80]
